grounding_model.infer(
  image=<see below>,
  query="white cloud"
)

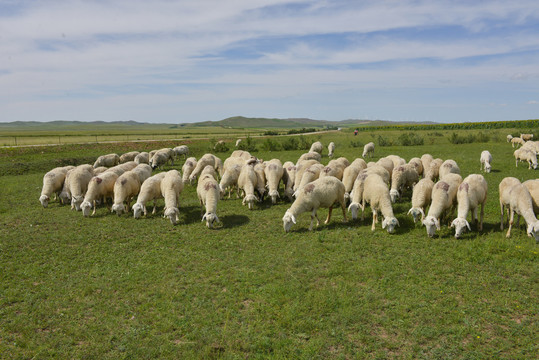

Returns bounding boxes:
[527,100,539,104]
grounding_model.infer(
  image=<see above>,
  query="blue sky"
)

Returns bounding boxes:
[1,0,538,124]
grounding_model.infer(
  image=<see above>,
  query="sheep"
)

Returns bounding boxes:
[39,165,75,208]
[134,152,150,165]
[309,141,323,155]
[390,164,419,203]
[282,161,297,201]
[514,148,538,169]
[297,152,322,163]
[173,145,189,160]
[104,161,137,176]
[81,171,119,217]
[119,151,140,163]
[439,159,460,180]
[238,162,259,210]
[499,177,521,230]
[425,158,443,181]
[408,157,424,176]
[264,159,284,204]
[319,159,347,181]
[328,142,335,158]
[161,170,184,225]
[348,171,370,220]
[511,137,525,148]
[132,172,167,219]
[407,178,434,224]
[376,157,394,180]
[363,164,390,184]
[362,142,375,158]
[254,162,267,200]
[111,164,152,215]
[189,153,223,183]
[507,134,513,142]
[342,158,367,202]
[422,173,463,237]
[450,174,488,238]
[294,163,325,196]
[362,174,399,233]
[505,183,539,241]
[385,155,406,169]
[230,150,252,160]
[294,159,320,191]
[93,166,108,175]
[521,133,534,141]
[235,139,242,147]
[64,164,95,211]
[282,176,347,232]
[93,153,120,168]
[479,150,492,173]
[182,157,198,184]
[196,166,220,228]
[420,154,434,176]
[219,157,244,199]
[523,179,539,214]
[150,150,172,170]
[214,140,226,150]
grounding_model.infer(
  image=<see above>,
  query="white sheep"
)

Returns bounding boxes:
[362,174,400,233]
[499,177,521,230]
[294,163,324,196]
[173,145,189,160]
[450,174,488,238]
[254,162,267,200]
[93,153,120,168]
[507,134,513,142]
[362,142,375,158]
[318,159,347,181]
[408,157,424,176]
[264,159,284,204]
[134,152,150,165]
[523,179,539,214]
[111,164,152,215]
[511,137,525,148]
[297,152,322,163]
[309,141,323,155]
[196,166,220,228]
[161,170,184,225]
[328,142,335,158]
[422,173,463,237]
[283,176,347,232]
[363,164,390,184]
[189,153,223,183]
[219,157,244,199]
[407,178,434,223]
[93,166,108,175]
[119,151,140,163]
[132,172,167,219]
[520,133,534,141]
[342,158,367,202]
[231,150,252,160]
[150,150,173,170]
[385,155,406,169]
[282,161,297,201]
[214,140,226,150]
[505,183,539,241]
[81,171,119,217]
[293,159,320,191]
[347,171,370,220]
[376,157,394,180]
[104,161,137,176]
[425,158,443,181]
[238,163,259,210]
[235,139,242,147]
[39,165,75,208]
[390,164,419,203]
[65,164,95,211]
[514,148,538,169]
[480,150,492,173]
[439,159,460,180]
[181,157,198,184]
[420,154,434,176]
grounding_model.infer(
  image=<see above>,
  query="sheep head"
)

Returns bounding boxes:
[59,191,71,205]
[39,195,50,208]
[451,218,471,238]
[112,203,126,216]
[81,201,92,217]
[422,215,440,238]
[282,211,296,233]
[284,188,294,201]
[164,207,180,225]
[484,162,491,173]
[527,221,539,242]
[132,203,144,219]
[202,212,219,228]
[389,189,400,203]
[243,194,258,210]
[71,195,84,211]
[269,190,280,204]
[407,207,424,223]
[382,217,399,234]
[348,202,360,220]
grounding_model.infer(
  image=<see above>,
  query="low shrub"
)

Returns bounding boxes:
[399,132,424,146]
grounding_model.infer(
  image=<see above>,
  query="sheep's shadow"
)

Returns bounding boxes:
[220,214,250,229]
[180,205,207,225]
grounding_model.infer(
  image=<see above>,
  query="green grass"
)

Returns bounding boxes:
[0,128,537,359]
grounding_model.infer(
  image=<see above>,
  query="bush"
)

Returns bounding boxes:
[261,138,282,152]
[298,136,311,150]
[282,137,299,151]
[377,135,393,147]
[399,132,424,146]
[263,130,279,136]
[210,139,229,153]
[350,140,362,148]
[237,135,258,152]
[287,128,317,135]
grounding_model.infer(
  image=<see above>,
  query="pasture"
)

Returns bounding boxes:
[0,127,537,359]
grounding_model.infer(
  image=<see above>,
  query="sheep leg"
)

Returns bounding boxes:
[371,210,377,231]
[341,202,348,222]
[92,200,96,215]
[472,207,478,229]
[506,208,514,238]
[361,199,366,221]
[479,202,484,231]
[324,206,333,224]
[500,203,505,230]
[152,200,157,214]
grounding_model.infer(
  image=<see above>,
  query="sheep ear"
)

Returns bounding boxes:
[466,221,471,231]
[395,218,400,227]
[435,219,441,230]
[450,219,456,228]
[291,214,297,224]
[419,208,425,217]
[382,219,387,229]
[201,214,207,222]
[215,214,220,224]
[407,208,413,215]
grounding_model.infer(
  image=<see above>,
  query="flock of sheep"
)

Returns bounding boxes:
[38,135,539,241]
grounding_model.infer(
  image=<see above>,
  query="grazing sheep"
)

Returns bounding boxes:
[362,142,375,158]
[422,173,463,237]
[93,153,120,168]
[294,159,320,191]
[511,137,525,148]
[523,179,539,214]
[520,133,534,141]
[230,150,252,160]
[385,155,406,169]
[150,151,172,170]
[214,140,226,150]
[348,171,370,220]
[39,165,75,208]
[328,142,335,158]
[408,157,424,176]
[235,139,242,147]
[196,166,220,228]
[294,163,325,196]
[523,140,539,154]
[238,162,259,210]
[439,159,460,180]
[514,148,538,169]
[505,183,539,241]
[181,157,198,184]
[65,164,95,211]
[219,157,244,199]
[390,164,419,203]
[451,174,488,238]
[81,171,119,217]
[111,164,152,215]
[254,162,267,201]
[105,161,137,176]
[319,159,347,181]
[132,172,167,219]
[309,141,323,155]
[161,170,184,225]
[93,166,108,175]
[480,150,492,173]
[408,178,434,223]
[119,151,140,163]
[134,152,150,165]
[420,154,434,176]
[362,174,399,233]
[283,176,347,232]
[189,153,223,183]
[282,161,297,201]
[342,158,367,202]
[297,152,322,163]
[363,164,390,184]
[173,145,189,160]
[376,157,394,181]
[425,158,443,181]
[507,134,513,142]
[264,159,284,204]
[499,177,522,230]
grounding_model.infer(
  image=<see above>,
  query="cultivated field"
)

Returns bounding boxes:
[0,127,537,359]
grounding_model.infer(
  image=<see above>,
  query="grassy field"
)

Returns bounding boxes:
[0,127,537,359]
